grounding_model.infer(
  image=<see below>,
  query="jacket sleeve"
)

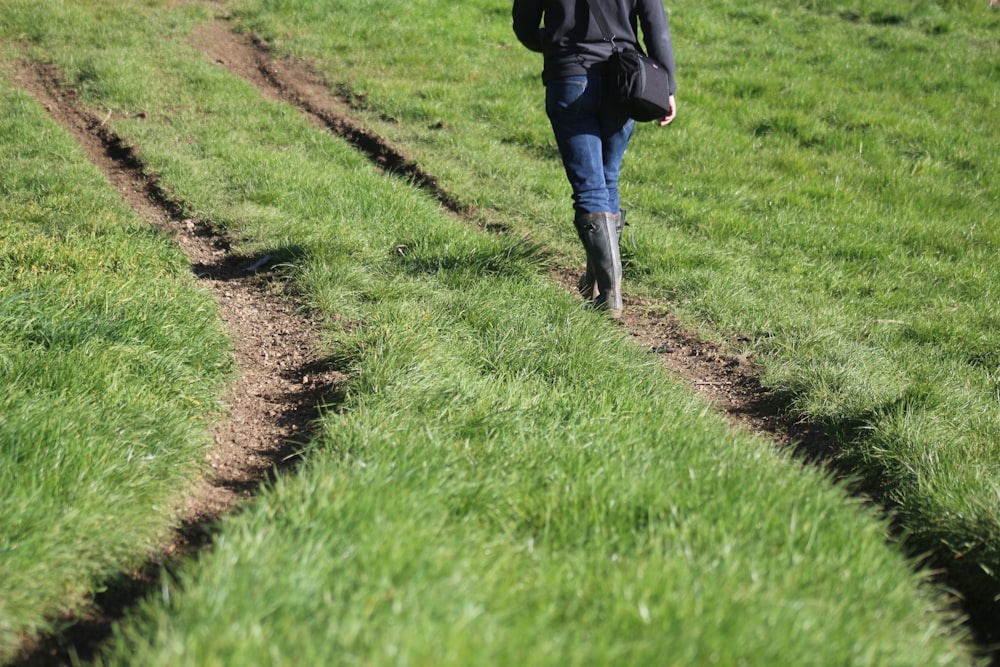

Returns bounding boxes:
[637,0,677,94]
[512,0,545,53]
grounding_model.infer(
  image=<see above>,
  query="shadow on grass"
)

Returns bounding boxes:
[762,388,1000,660]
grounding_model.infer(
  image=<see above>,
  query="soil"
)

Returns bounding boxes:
[7,14,835,666]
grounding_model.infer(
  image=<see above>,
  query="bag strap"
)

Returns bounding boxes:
[584,0,618,50]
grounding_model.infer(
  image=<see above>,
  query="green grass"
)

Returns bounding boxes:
[102,287,976,663]
[231,0,1000,631]
[0,0,997,663]
[0,74,232,658]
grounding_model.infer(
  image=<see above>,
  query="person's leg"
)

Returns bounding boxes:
[546,75,631,316]
[579,209,625,300]
[599,104,635,215]
[545,75,610,214]
[574,211,623,316]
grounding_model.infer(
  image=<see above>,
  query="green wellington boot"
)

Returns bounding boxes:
[574,211,623,317]
[578,210,625,301]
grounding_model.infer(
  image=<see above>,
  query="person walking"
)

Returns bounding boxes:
[512,0,677,317]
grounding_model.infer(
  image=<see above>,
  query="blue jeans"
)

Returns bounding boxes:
[545,75,635,215]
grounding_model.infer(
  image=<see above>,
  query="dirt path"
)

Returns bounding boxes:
[9,55,347,527]
[7,56,344,666]
[8,14,833,666]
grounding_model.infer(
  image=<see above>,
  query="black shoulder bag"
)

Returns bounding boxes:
[585,0,673,122]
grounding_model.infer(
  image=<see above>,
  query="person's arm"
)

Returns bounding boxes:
[637,2,676,89]
[512,0,546,52]
[637,1,677,126]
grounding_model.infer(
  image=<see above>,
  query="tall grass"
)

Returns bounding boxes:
[0,74,232,658]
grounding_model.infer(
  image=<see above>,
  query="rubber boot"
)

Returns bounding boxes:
[574,211,623,317]
[578,210,625,301]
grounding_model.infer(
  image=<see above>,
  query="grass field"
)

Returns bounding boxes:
[230,0,1000,634]
[1,0,998,664]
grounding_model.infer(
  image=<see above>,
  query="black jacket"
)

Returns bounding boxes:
[512,0,676,93]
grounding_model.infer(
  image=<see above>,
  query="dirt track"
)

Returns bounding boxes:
[8,13,834,666]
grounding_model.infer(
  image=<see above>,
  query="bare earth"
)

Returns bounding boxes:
[8,14,831,665]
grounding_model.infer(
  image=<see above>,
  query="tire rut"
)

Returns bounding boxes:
[7,58,345,666]
[4,18,837,664]
[191,19,468,217]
